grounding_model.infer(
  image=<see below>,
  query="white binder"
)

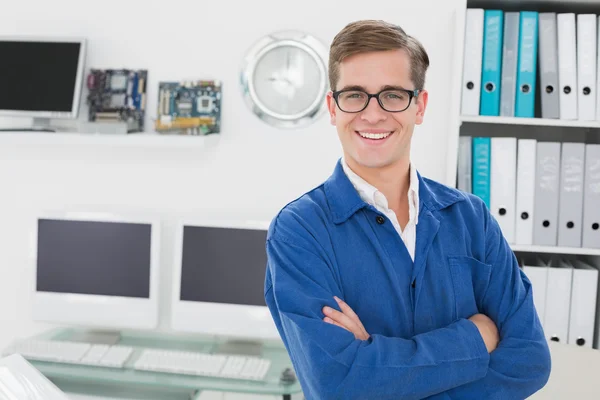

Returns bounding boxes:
[596,16,600,120]
[583,144,600,249]
[500,12,520,117]
[577,15,597,121]
[543,258,573,344]
[558,143,586,247]
[490,137,517,243]
[538,13,560,119]
[522,259,549,326]
[515,139,537,245]
[457,136,472,192]
[533,142,562,246]
[461,8,484,116]
[557,13,578,120]
[568,259,599,348]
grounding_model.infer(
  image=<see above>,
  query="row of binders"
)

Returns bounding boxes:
[462,9,600,120]
[457,137,600,248]
[521,257,599,348]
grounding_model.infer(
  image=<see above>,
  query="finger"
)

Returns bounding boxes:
[334,297,361,322]
[324,316,363,340]
[323,306,354,326]
[325,316,367,341]
[324,317,349,332]
[334,297,368,333]
[323,306,360,333]
[334,297,370,339]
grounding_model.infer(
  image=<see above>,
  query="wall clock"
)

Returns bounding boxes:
[240,31,329,129]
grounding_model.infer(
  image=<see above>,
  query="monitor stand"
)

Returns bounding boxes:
[213,339,263,358]
[31,117,55,132]
[68,330,122,346]
[0,117,56,132]
[0,118,57,132]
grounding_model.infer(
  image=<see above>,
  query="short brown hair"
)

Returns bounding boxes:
[328,20,430,91]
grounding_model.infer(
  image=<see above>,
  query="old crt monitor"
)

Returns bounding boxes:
[0,36,86,128]
[171,219,280,341]
[32,211,160,331]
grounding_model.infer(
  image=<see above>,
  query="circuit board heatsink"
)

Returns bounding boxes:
[155,80,221,135]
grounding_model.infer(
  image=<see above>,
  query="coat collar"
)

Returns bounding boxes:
[324,158,464,224]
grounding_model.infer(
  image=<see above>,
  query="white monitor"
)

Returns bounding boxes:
[32,211,160,331]
[0,36,86,124]
[171,219,280,342]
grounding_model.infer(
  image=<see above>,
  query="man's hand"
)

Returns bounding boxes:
[322,296,370,340]
[469,313,499,353]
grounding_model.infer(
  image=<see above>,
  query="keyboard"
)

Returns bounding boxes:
[133,349,271,381]
[3,339,134,368]
[3,339,272,381]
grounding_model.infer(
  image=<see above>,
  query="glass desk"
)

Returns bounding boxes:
[27,328,303,400]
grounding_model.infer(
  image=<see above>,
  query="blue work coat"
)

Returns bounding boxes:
[264,159,551,400]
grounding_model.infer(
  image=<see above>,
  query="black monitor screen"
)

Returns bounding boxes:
[36,219,152,298]
[0,41,81,113]
[180,225,268,306]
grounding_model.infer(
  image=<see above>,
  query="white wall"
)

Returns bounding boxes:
[0,0,465,349]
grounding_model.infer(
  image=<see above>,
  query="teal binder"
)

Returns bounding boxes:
[472,137,491,208]
[515,11,539,118]
[480,10,504,116]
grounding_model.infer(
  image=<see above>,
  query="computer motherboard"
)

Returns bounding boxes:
[155,80,221,135]
[86,69,147,132]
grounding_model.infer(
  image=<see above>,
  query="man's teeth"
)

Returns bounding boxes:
[358,131,392,140]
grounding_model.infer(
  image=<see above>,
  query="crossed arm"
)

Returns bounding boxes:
[265,215,551,399]
[323,296,499,354]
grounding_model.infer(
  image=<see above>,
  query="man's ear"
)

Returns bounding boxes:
[414,89,428,125]
[326,91,336,125]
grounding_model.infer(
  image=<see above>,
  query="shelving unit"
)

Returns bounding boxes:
[454,1,600,358]
[0,131,219,149]
[511,244,600,257]
[461,115,600,129]
[456,0,600,259]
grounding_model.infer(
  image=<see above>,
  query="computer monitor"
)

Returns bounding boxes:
[32,211,160,332]
[0,36,86,128]
[171,219,280,343]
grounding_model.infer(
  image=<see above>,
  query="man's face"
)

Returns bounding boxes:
[327,49,428,170]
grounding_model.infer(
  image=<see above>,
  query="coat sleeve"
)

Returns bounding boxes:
[265,232,490,400]
[427,211,552,399]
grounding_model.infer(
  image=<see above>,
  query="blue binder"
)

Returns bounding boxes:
[472,137,491,208]
[480,10,504,116]
[515,11,539,118]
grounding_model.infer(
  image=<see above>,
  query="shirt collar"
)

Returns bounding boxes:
[324,158,463,224]
[341,157,380,207]
[341,157,420,224]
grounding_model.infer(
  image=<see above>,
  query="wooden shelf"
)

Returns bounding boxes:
[461,115,600,129]
[511,244,600,257]
[0,131,220,148]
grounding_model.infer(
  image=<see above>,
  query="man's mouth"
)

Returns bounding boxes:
[355,131,394,140]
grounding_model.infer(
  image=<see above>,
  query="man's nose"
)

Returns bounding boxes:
[360,97,387,124]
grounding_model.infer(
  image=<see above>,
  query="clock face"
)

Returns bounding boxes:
[240,31,329,129]
[253,44,323,117]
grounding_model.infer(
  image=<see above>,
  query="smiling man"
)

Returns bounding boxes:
[264,20,551,399]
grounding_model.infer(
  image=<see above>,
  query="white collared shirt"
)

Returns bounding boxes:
[342,158,420,261]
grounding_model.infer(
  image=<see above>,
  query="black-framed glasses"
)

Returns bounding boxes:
[332,88,420,113]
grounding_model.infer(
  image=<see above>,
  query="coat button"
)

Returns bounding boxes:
[376,215,385,224]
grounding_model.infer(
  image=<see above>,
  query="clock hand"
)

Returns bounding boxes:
[268,76,294,87]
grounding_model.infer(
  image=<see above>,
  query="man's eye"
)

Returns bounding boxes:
[386,93,404,99]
